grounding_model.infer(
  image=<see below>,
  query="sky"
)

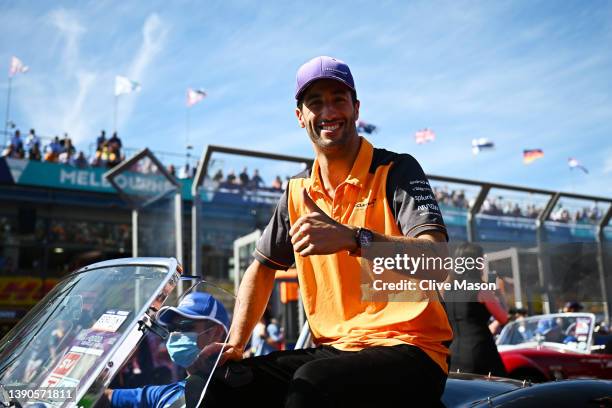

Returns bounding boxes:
[1,0,611,202]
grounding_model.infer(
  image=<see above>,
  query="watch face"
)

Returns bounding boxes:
[359,228,373,248]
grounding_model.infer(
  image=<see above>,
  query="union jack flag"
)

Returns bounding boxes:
[415,128,435,144]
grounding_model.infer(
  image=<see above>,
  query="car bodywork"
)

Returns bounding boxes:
[497,313,612,381]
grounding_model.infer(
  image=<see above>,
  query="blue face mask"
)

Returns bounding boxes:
[166,332,200,368]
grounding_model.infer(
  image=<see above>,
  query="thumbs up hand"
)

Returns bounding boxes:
[289,189,358,257]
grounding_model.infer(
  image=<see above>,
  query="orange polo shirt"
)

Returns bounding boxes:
[254,137,453,373]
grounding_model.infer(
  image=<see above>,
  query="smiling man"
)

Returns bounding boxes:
[200,56,453,408]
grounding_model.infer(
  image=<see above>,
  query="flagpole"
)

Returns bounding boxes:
[4,76,12,147]
[113,94,118,134]
[186,105,191,146]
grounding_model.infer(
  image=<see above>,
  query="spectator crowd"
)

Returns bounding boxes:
[433,185,604,225]
[208,167,289,192]
[2,128,123,169]
[3,128,606,223]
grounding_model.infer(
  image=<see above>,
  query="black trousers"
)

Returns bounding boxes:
[195,344,447,408]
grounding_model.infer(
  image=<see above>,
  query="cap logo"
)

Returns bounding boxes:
[181,298,195,307]
[324,67,347,76]
[210,301,217,317]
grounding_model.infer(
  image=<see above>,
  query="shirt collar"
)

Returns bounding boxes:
[308,136,373,194]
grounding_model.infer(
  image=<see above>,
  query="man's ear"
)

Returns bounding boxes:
[354,99,360,122]
[295,107,306,128]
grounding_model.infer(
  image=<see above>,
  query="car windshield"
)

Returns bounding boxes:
[0,263,170,406]
[497,313,595,353]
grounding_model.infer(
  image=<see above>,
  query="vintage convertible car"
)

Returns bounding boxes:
[497,312,612,382]
[0,258,610,408]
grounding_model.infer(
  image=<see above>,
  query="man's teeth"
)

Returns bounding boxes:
[321,123,340,131]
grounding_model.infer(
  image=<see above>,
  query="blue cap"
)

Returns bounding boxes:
[536,318,557,335]
[158,292,229,332]
[295,56,355,100]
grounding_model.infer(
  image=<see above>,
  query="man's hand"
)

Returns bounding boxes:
[289,189,357,256]
[219,343,245,365]
[187,342,245,375]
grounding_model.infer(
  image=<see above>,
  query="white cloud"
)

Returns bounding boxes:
[128,13,168,81]
[47,8,85,71]
[117,13,169,131]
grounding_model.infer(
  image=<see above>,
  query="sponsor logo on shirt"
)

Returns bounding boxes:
[417,203,440,212]
[355,198,377,209]
[414,194,434,202]
[411,186,431,192]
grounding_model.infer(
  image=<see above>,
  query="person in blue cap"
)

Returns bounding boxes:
[107,292,229,408]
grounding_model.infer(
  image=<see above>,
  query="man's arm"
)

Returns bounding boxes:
[221,259,277,363]
[290,189,449,281]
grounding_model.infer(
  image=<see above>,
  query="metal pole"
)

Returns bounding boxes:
[510,249,523,310]
[175,191,184,296]
[233,236,240,295]
[596,205,612,322]
[467,185,490,242]
[4,76,13,147]
[192,193,201,278]
[174,191,183,264]
[535,193,560,314]
[113,94,118,134]
[132,209,138,257]
[185,106,190,152]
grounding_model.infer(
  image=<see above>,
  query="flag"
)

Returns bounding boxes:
[523,149,544,164]
[115,75,141,96]
[471,138,495,155]
[9,56,29,77]
[415,128,435,144]
[356,120,377,134]
[568,157,589,174]
[187,88,207,107]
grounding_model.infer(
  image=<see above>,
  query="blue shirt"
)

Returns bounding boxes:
[251,322,283,356]
[111,381,185,408]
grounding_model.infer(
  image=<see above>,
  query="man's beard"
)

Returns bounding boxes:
[307,118,358,151]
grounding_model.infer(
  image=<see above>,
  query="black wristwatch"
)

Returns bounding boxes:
[355,227,374,251]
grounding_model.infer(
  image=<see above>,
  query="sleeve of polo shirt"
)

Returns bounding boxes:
[386,154,448,241]
[253,188,295,270]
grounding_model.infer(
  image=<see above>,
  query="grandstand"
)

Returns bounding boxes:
[0,146,611,337]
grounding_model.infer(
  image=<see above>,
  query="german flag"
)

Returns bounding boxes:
[523,149,544,164]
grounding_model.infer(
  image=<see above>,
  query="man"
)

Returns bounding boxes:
[562,301,583,313]
[109,131,122,147]
[200,56,452,407]
[108,292,229,408]
[239,167,250,186]
[97,130,107,150]
[26,129,40,153]
[250,169,263,189]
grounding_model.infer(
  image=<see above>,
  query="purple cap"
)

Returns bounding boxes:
[295,56,355,100]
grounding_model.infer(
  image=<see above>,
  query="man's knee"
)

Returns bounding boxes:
[291,359,333,387]
[287,360,335,408]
